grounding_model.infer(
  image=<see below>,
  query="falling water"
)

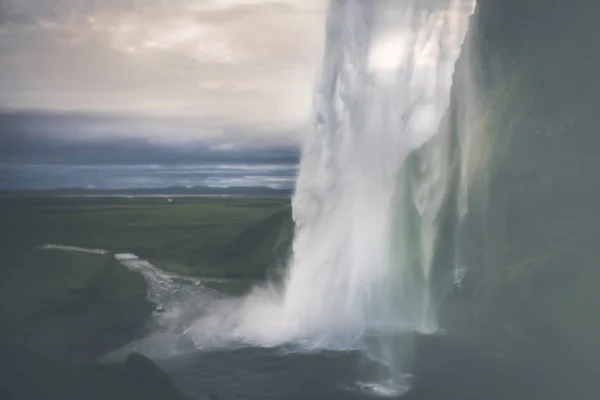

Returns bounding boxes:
[122,0,474,395]
[265,0,473,391]
[283,0,472,343]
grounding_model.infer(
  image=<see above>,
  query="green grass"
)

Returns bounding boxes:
[0,196,292,278]
[0,195,293,363]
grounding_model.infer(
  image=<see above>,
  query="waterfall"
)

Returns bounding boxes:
[171,0,474,394]
[283,0,473,343]
[250,0,472,391]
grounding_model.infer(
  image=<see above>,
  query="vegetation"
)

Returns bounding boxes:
[0,196,292,278]
[0,249,152,362]
[0,195,293,354]
[0,195,293,399]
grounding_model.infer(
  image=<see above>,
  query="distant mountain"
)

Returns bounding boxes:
[0,185,293,197]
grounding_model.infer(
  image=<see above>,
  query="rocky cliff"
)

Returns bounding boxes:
[424,0,600,394]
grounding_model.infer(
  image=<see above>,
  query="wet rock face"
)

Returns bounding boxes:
[425,0,600,393]
[405,333,581,400]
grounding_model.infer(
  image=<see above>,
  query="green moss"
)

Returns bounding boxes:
[0,249,152,361]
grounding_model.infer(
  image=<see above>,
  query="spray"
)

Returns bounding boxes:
[131,0,475,394]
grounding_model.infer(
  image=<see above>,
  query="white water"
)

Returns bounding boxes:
[47,0,474,394]
[187,0,473,344]
[266,0,473,391]
[182,0,474,393]
[39,244,109,255]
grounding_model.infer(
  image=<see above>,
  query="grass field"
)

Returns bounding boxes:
[0,196,293,278]
[0,195,293,368]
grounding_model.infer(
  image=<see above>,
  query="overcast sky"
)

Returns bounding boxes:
[0,0,475,189]
[0,0,327,141]
[0,0,326,188]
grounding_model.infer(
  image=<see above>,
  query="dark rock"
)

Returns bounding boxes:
[0,345,189,400]
[405,333,585,400]
[416,0,600,396]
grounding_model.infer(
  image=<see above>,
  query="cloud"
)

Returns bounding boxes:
[0,111,300,165]
[0,109,301,189]
[0,0,326,132]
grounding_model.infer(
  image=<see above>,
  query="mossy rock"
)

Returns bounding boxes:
[0,249,153,362]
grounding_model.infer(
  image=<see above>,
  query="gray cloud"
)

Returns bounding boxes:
[0,0,326,135]
[0,110,300,189]
[0,111,300,166]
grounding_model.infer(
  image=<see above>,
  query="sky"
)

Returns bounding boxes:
[0,0,475,190]
[0,0,327,189]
